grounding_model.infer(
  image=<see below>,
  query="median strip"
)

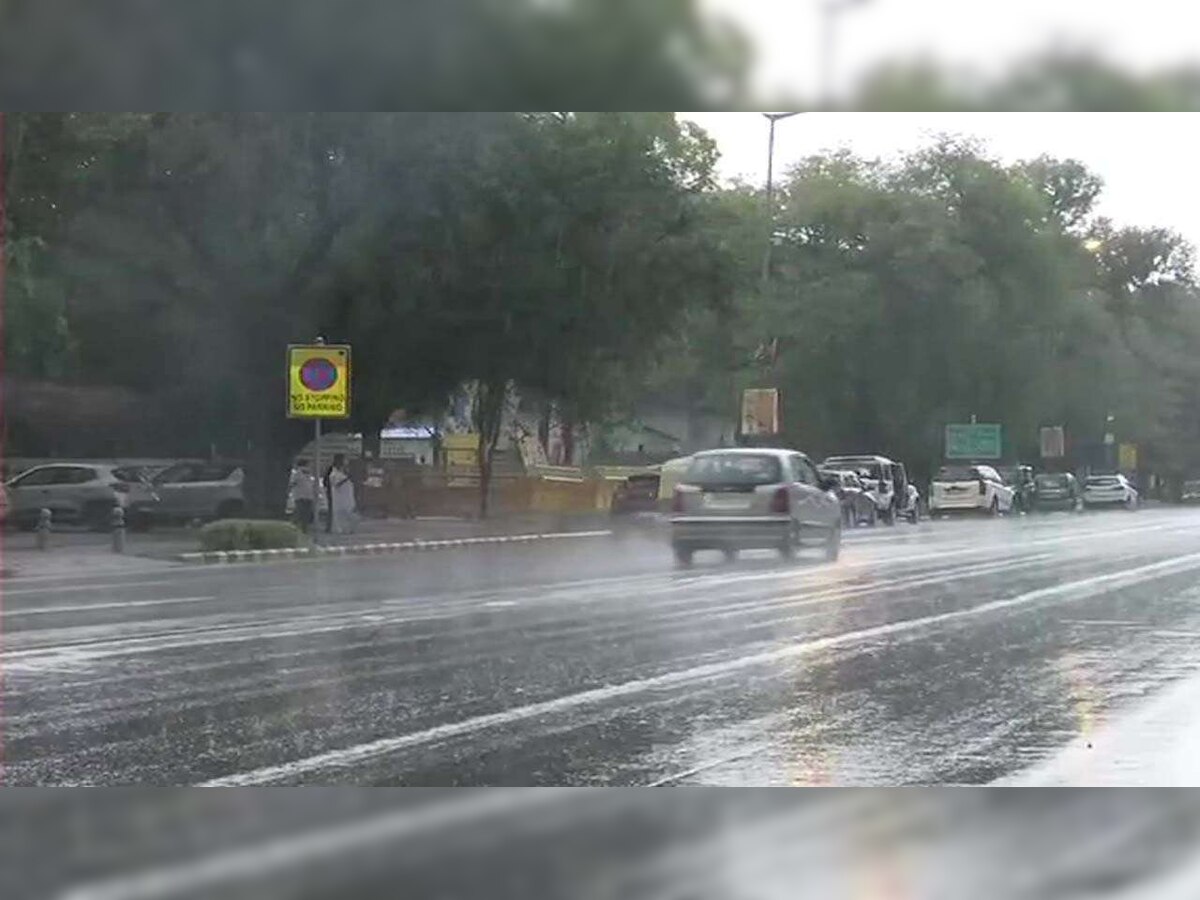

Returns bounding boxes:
[177,529,614,565]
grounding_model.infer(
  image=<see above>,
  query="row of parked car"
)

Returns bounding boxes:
[614,448,1146,568]
[927,464,1140,515]
[1,460,246,529]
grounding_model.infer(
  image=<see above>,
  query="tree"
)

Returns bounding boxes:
[424,112,741,514]
[13,113,512,511]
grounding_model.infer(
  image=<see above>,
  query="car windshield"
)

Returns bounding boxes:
[936,466,978,481]
[686,454,781,486]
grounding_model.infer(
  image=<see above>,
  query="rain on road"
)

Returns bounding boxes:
[9,507,1200,787]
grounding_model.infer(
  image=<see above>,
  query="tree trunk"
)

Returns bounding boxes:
[538,400,551,460]
[243,389,308,518]
[473,379,507,519]
[561,410,576,466]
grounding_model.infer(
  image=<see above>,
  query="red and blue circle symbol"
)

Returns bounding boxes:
[299,357,338,392]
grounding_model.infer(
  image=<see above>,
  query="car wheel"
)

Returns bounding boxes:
[216,499,245,520]
[824,523,842,562]
[672,543,694,568]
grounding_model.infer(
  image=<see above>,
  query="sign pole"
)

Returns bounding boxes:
[287,335,349,543]
[311,335,325,543]
[313,417,322,545]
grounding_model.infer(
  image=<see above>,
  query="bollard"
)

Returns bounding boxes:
[36,507,52,551]
[111,505,126,554]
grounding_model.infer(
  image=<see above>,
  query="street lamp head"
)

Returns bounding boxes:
[762,112,801,123]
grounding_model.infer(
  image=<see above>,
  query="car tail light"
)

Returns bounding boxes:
[671,489,685,513]
[978,479,987,495]
[770,487,790,513]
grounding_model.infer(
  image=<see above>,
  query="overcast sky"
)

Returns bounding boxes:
[684,112,1200,249]
[701,0,1200,101]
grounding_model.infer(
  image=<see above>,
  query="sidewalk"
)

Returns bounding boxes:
[2,511,616,573]
[2,544,182,579]
[1000,671,1200,786]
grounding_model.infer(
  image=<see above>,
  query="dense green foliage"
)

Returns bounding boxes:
[714,141,1200,483]
[7,113,1200,511]
[5,112,736,513]
[199,519,302,552]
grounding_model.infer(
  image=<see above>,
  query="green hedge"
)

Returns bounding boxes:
[199,519,302,552]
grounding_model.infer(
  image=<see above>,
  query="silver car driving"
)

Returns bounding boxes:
[669,448,843,567]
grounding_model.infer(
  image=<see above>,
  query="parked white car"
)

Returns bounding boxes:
[928,464,1015,516]
[151,461,245,522]
[1083,474,1138,510]
[5,463,159,530]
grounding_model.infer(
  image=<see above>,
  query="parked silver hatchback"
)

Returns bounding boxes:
[669,448,842,567]
[5,463,159,530]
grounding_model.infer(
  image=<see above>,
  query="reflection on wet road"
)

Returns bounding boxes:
[9,508,1200,786]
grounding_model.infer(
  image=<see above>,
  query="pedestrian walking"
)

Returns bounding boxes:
[290,461,316,533]
[327,453,357,534]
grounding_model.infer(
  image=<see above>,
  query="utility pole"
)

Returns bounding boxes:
[761,112,800,287]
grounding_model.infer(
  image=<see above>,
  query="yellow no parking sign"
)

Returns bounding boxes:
[287,344,351,419]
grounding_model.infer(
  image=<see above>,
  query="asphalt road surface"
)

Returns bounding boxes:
[10,507,1200,789]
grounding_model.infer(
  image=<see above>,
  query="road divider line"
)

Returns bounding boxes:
[201,550,1200,785]
[176,530,614,565]
[2,579,185,597]
[4,595,218,618]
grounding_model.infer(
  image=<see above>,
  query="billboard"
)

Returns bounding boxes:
[945,423,1002,459]
[740,388,780,436]
[1039,426,1065,459]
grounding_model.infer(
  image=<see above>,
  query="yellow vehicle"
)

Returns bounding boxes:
[657,455,694,507]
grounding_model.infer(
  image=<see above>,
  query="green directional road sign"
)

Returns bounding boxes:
[945,423,1002,459]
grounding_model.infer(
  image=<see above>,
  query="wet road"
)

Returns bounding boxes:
[9,508,1200,786]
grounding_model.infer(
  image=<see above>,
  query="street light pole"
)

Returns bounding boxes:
[761,112,800,287]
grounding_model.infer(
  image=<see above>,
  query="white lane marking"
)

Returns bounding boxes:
[2,579,185,597]
[3,550,1059,672]
[58,790,581,900]
[4,596,219,618]
[202,550,1200,785]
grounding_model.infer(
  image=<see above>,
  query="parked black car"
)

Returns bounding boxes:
[820,468,878,527]
[1032,472,1081,511]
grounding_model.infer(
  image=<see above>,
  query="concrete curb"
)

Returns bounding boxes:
[177,529,614,565]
